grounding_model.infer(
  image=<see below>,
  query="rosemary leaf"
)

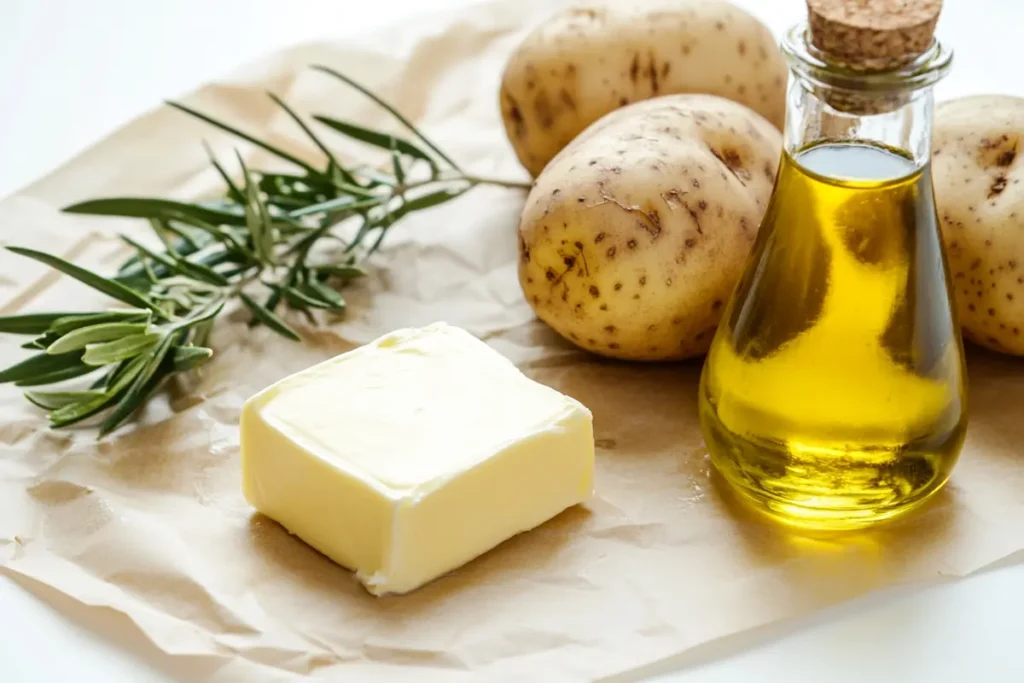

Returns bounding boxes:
[0,312,88,335]
[98,358,134,391]
[14,364,99,387]
[48,352,152,428]
[203,141,245,205]
[314,115,434,165]
[395,187,465,216]
[268,283,336,310]
[157,221,203,252]
[288,194,380,219]
[239,293,300,341]
[391,147,406,185]
[0,351,87,384]
[166,101,321,176]
[312,64,460,171]
[314,264,366,280]
[47,323,151,355]
[83,332,161,366]
[49,393,121,428]
[166,216,256,261]
[97,334,177,436]
[302,280,346,310]
[169,300,226,333]
[49,309,151,335]
[238,153,276,264]
[25,390,106,411]
[6,247,162,314]
[64,197,247,226]
[267,92,341,171]
[120,235,229,286]
[327,160,363,191]
[22,332,60,350]
[171,345,213,373]
[191,320,214,348]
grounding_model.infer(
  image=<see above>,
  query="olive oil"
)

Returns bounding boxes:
[699,141,967,529]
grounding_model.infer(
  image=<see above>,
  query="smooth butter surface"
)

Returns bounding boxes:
[240,322,594,595]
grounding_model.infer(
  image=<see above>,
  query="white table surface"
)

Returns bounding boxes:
[1,1,1023,681]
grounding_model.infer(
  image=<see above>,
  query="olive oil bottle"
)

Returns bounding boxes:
[699,1,966,530]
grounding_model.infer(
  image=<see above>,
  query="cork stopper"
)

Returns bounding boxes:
[807,0,942,72]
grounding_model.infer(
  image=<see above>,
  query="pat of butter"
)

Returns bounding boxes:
[240,322,595,595]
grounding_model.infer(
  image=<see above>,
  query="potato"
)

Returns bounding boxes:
[518,94,781,361]
[933,95,1024,355]
[500,0,787,177]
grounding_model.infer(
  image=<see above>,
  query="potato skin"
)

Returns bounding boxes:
[518,95,782,361]
[934,95,1024,355]
[500,0,787,177]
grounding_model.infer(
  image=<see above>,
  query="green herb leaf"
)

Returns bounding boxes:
[350,165,398,187]
[312,64,459,171]
[7,247,161,313]
[166,101,320,176]
[269,284,335,310]
[288,194,379,219]
[314,264,366,280]
[391,147,406,185]
[83,332,161,366]
[301,280,346,310]
[156,220,203,252]
[49,309,151,335]
[327,160,363,191]
[22,332,61,350]
[47,323,150,355]
[25,390,107,411]
[238,153,276,264]
[267,92,342,170]
[120,235,229,286]
[395,188,464,216]
[239,293,300,341]
[171,345,213,373]
[173,300,225,331]
[0,312,88,335]
[0,351,87,384]
[98,358,133,391]
[14,364,99,387]
[47,352,152,429]
[203,141,245,204]
[64,197,247,226]
[163,216,256,261]
[98,334,177,436]
[48,394,118,428]
[190,320,214,348]
[313,115,434,164]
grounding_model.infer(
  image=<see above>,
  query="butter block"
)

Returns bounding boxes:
[240,322,594,595]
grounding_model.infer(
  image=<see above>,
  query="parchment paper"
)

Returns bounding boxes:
[2,1,1023,681]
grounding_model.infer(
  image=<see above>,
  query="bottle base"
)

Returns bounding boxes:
[701,403,962,531]
[714,465,947,531]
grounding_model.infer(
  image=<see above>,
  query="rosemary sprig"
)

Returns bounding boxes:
[0,65,530,436]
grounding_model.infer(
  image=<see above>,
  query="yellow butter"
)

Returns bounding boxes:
[240,322,595,595]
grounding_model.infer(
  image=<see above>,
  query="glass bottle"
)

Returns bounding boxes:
[698,14,967,530]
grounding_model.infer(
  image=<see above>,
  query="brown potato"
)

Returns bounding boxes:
[518,94,782,361]
[933,95,1024,355]
[500,0,787,176]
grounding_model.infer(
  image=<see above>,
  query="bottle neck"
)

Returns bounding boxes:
[779,24,952,173]
[784,79,936,168]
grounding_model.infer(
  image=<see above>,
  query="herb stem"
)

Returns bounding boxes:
[461,174,533,190]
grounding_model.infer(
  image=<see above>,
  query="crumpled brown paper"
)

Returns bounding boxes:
[1,1,1023,681]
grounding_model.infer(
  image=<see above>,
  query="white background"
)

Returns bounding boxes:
[1,1,1023,681]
